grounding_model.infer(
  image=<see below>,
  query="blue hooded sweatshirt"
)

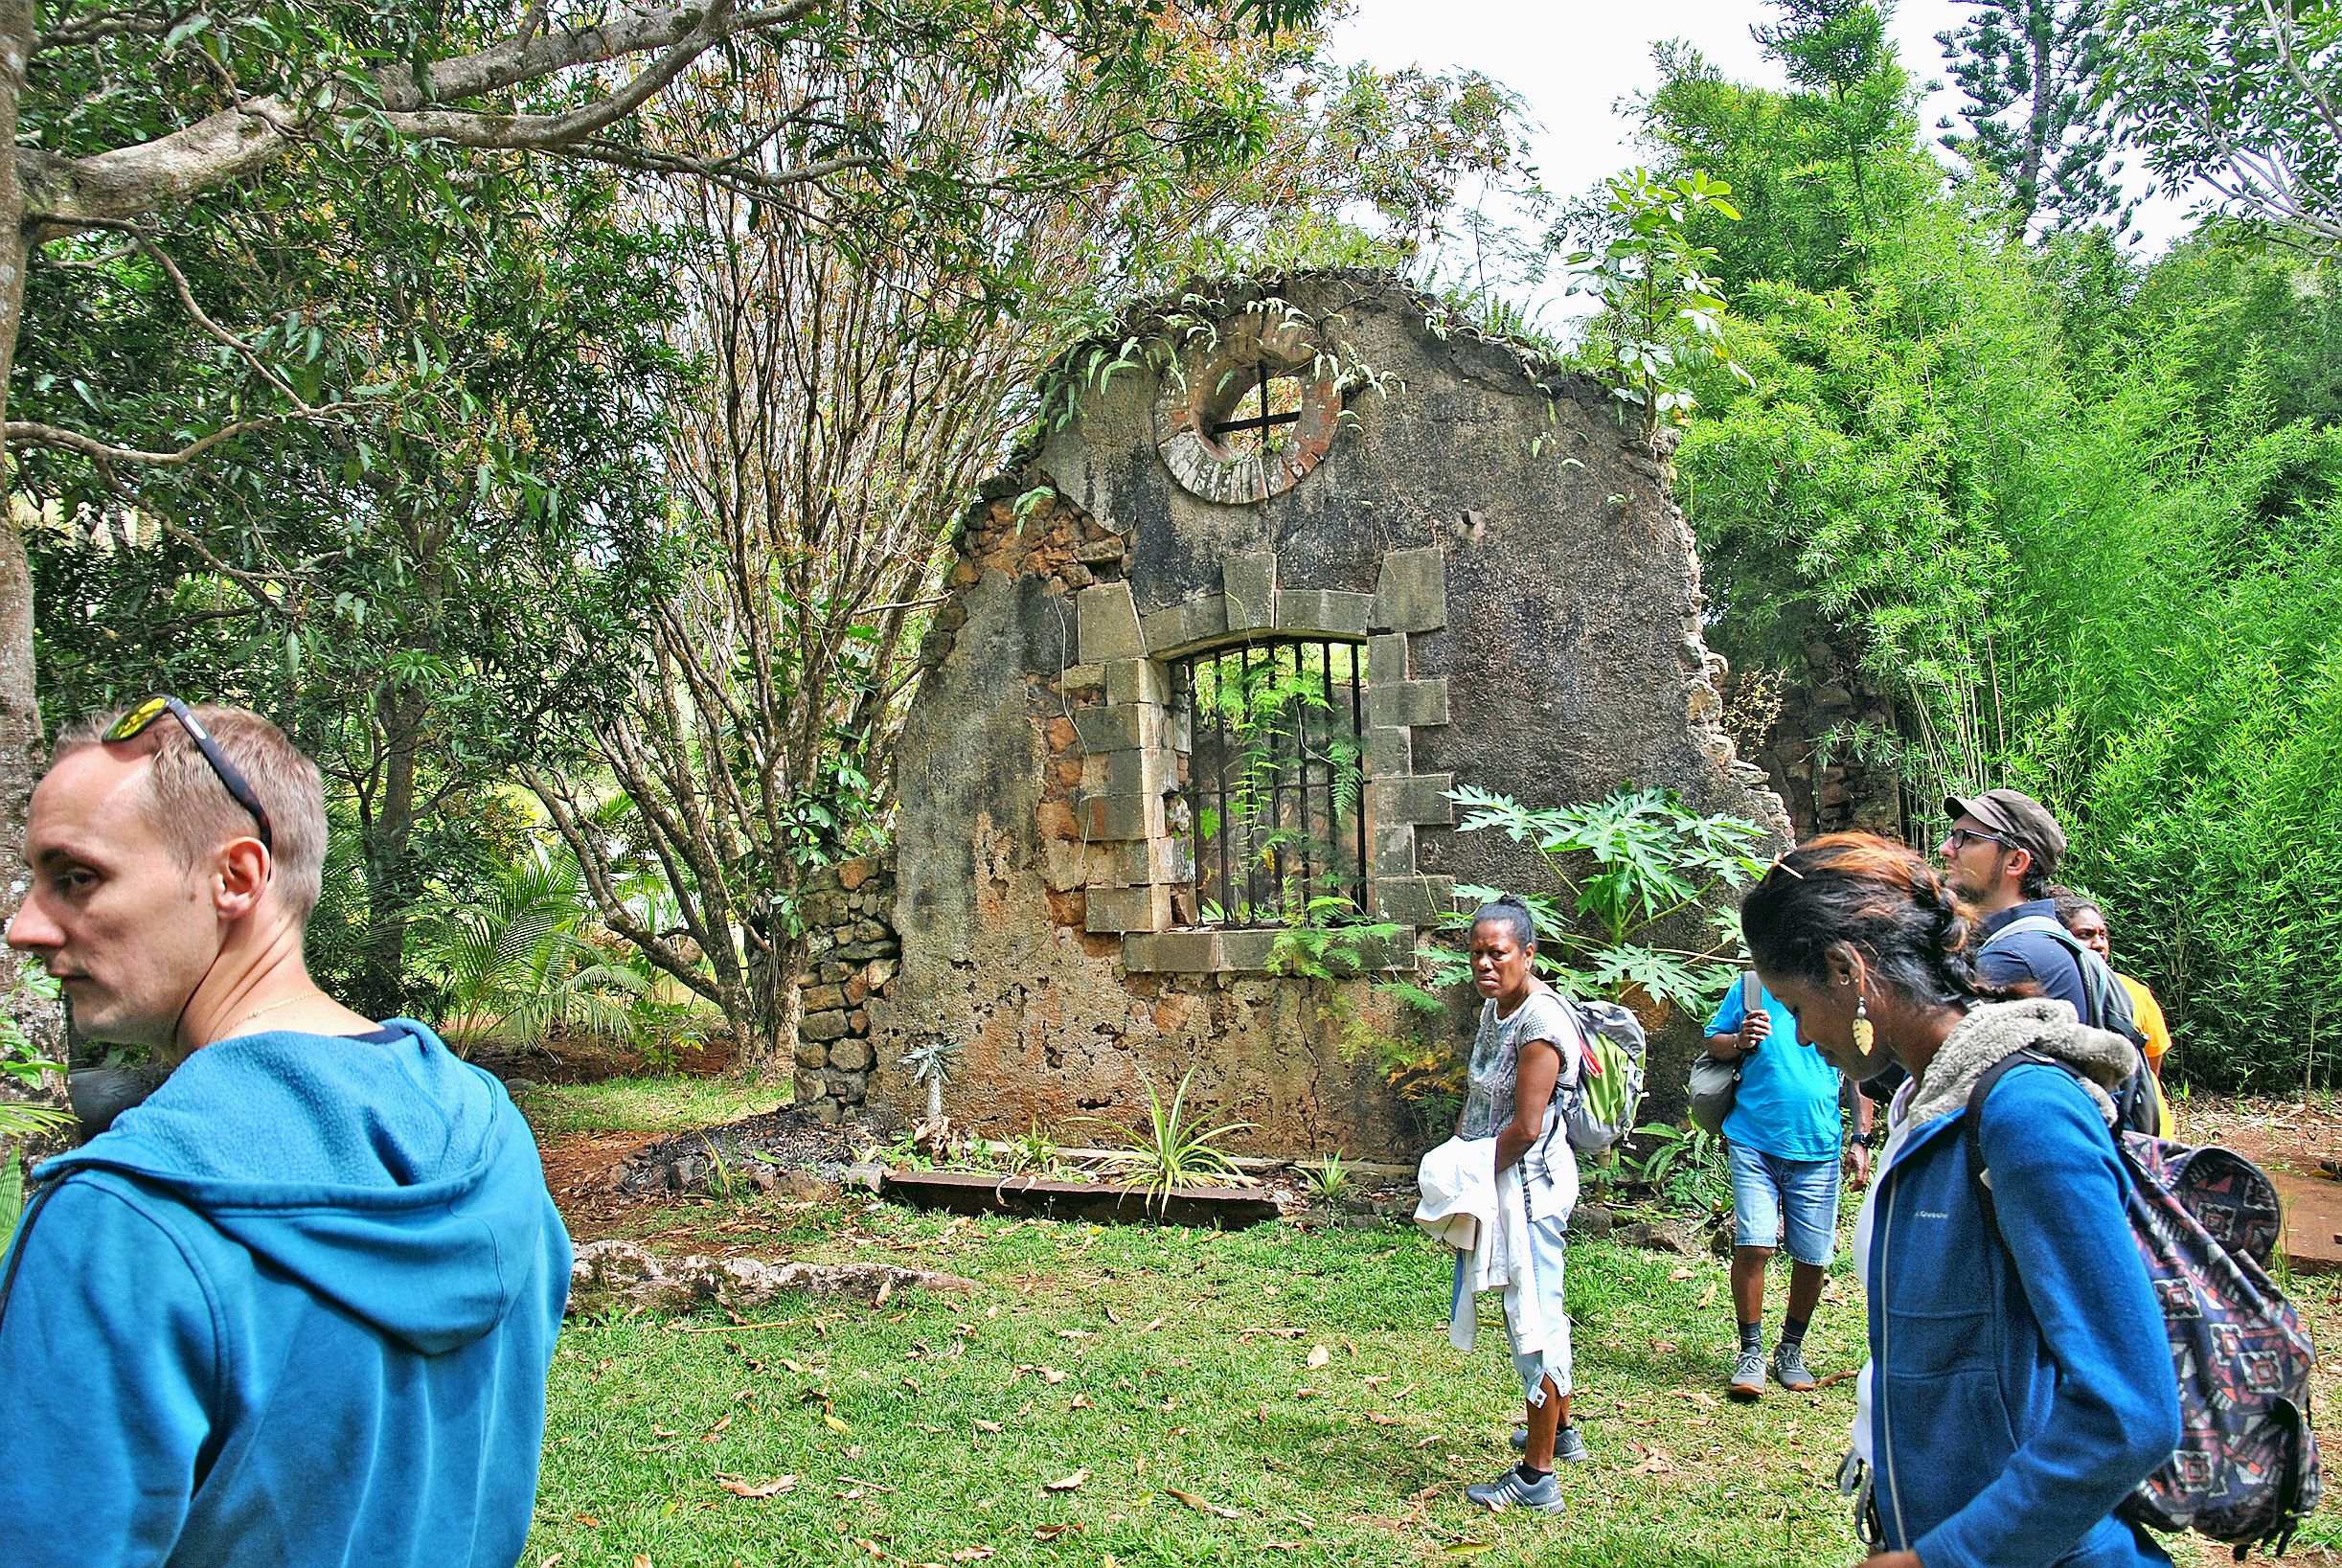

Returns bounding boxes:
[0,1020,571,1568]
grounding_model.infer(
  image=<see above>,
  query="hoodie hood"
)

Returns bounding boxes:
[35,1019,548,1355]
[1901,996,2133,1132]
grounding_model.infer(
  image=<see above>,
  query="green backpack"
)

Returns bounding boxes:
[1560,998,1648,1155]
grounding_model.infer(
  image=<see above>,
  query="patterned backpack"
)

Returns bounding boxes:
[1967,1052,2321,1558]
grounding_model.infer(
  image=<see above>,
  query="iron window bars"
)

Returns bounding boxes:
[1170,638,1368,928]
[1207,366,1305,459]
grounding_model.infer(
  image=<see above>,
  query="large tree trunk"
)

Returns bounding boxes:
[1,0,38,923]
[355,689,426,1019]
[0,0,68,1150]
[2014,0,2057,233]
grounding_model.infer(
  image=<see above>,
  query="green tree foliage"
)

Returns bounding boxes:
[411,842,646,1056]
[1648,0,2342,1088]
[1564,167,1752,434]
[2103,0,2342,253]
[1937,0,2133,236]
[24,148,681,1016]
[1635,5,1934,293]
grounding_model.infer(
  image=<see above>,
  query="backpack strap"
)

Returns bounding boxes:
[1962,1048,2065,1241]
[1986,918,2159,1138]
[0,1179,62,1338]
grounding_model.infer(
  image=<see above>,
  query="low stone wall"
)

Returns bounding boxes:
[790,854,900,1121]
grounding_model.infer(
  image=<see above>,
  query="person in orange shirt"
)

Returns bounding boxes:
[2055,891,2175,1132]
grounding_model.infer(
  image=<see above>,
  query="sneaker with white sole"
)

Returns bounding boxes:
[1773,1340,1818,1393]
[1510,1422,1592,1463]
[1466,1464,1567,1513]
[1728,1346,1767,1400]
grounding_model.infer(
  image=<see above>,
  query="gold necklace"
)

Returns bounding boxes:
[218,989,326,1038]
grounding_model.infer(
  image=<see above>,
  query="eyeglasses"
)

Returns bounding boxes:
[1944,826,2014,853]
[102,695,274,855]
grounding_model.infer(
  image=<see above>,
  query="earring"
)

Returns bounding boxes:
[1852,991,1876,1056]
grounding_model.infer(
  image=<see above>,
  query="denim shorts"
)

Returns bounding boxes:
[1725,1140,1840,1266]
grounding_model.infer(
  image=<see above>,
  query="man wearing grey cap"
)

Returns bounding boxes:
[1939,787,2157,1131]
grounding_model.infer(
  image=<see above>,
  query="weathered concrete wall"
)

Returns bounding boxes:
[857,272,1787,1156]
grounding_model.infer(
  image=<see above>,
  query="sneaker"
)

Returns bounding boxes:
[1773,1340,1818,1393]
[1728,1346,1767,1401]
[1466,1464,1567,1514]
[1510,1423,1592,1463]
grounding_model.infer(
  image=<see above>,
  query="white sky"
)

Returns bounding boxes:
[1330,0,2196,316]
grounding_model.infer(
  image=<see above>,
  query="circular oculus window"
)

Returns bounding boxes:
[1156,333,1345,505]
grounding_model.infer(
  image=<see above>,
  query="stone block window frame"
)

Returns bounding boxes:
[1071,547,1460,975]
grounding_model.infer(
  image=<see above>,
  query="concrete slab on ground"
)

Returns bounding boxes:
[2270,1168,2342,1274]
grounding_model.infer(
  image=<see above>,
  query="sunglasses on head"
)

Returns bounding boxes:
[102,695,274,855]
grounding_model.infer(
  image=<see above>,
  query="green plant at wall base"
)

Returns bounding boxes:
[1432,784,1768,1018]
[1090,1070,1255,1212]
[999,1119,1060,1176]
[1302,1152,1353,1205]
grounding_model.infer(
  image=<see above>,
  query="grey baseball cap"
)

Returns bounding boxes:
[1944,787,2067,875]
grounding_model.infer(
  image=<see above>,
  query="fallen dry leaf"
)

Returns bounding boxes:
[1635,1447,1676,1475]
[1070,1394,1094,1409]
[1306,1345,1331,1370]
[572,1515,602,1528]
[1140,1317,1165,1333]
[1033,1524,1082,1541]
[634,1557,652,1568]
[1167,1488,1240,1519]
[973,1420,1004,1434]
[1040,1367,1067,1385]
[1366,1412,1403,1425]
[1668,1267,1694,1282]
[1043,1469,1089,1492]
[949,1551,994,1563]
[701,1415,734,1442]
[824,1413,852,1434]
[717,1475,797,1499]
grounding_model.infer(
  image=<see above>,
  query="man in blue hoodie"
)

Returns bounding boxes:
[0,698,571,1568]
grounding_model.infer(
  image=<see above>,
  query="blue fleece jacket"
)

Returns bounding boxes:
[1868,1046,2179,1568]
[0,1020,570,1568]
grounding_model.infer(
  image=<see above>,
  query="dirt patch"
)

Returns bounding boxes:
[615,1102,907,1197]
[2177,1096,2342,1178]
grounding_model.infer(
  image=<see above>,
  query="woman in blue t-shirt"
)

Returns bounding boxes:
[1704,971,1865,1399]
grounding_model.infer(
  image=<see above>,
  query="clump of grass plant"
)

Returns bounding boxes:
[1091,1068,1253,1210]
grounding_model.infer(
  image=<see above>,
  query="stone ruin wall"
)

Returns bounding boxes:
[787,855,901,1118]
[787,273,1789,1155]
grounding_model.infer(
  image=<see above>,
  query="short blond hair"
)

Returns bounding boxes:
[56,703,328,925]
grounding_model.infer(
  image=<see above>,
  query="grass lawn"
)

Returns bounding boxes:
[514,1076,791,1139]
[531,1191,1891,1568]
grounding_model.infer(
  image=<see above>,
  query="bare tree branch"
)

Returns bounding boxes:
[6,405,355,466]
[17,0,824,235]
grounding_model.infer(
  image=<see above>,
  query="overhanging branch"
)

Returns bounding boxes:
[19,0,824,236]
